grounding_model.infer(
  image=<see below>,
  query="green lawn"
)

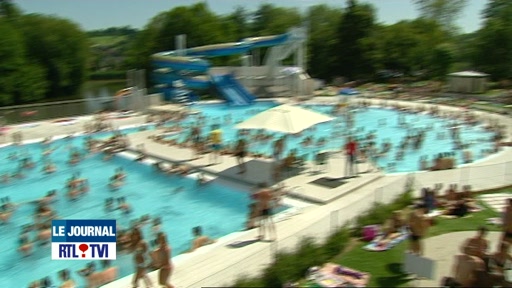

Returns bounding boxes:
[332,201,502,287]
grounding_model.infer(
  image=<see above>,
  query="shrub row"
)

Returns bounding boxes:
[232,190,413,287]
[88,70,126,80]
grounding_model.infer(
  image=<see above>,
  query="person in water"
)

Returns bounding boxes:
[77,262,103,288]
[18,227,33,256]
[109,167,126,190]
[100,260,118,285]
[58,269,76,288]
[187,226,215,253]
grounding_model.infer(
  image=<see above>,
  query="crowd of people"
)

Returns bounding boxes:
[445,223,512,287]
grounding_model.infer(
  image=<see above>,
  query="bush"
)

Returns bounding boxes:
[89,70,126,80]
[323,227,350,257]
[262,238,327,287]
[231,277,265,287]
[230,190,413,286]
[352,191,414,237]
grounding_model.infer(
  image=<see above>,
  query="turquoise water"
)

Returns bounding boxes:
[0,131,260,287]
[0,101,496,287]
[169,101,495,172]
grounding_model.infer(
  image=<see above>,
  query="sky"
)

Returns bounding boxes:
[13,0,488,33]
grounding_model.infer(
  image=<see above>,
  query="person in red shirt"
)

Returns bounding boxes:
[345,137,358,177]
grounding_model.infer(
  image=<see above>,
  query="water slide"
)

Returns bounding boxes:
[152,33,290,105]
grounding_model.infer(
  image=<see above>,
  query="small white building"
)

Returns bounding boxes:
[447,71,489,94]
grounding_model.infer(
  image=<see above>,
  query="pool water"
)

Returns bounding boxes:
[0,133,264,287]
[171,101,495,172]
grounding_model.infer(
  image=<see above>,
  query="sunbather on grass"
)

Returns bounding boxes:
[375,210,405,247]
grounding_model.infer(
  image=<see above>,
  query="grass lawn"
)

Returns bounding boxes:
[331,201,502,287]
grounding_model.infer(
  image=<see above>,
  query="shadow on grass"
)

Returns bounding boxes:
[375,263,411,287]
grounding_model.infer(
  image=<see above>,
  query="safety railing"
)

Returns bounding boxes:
[0,91,152,124]
[186,173,415,288]
[411,161,512,197]
[125,160,512,287]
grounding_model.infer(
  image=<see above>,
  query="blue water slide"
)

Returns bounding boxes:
[152,73,210,90]
[242,33,290,48]
[212,74,256,106]
[185,42,251,57]
[152,32,291,103]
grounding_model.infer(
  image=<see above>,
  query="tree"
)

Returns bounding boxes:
[412,0,468,31]
[225,6,250,41]
[473,0,512,79]
[482,0,511,20]
[18,14,89,98]
[333,0,376,80]
[0,19,48,104]
[251,4,302,36]
[0,0,21,19]
[305,5,343,80]
[0,19,25,104]
[430,43,455,78]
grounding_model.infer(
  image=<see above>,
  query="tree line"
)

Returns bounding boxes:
[1,0,511,106]
[0,0,88,105]
[127,0,512,84]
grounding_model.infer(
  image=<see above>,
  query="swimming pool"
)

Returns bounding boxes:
[0,133,264,287]
[170,101,495,172]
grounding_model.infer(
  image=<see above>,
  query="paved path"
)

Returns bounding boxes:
[418,231,502,287]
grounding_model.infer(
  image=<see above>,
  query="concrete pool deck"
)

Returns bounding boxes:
[0,97,511,288]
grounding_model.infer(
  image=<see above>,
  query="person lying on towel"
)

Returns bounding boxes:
[375,210,406,248]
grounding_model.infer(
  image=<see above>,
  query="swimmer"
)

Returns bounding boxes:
[100,260,118,286]
[113,167,126,181]
[21,157,35,169]
[40,277,52,288]
[105,198,114,212]
[42,161,57,174]
[140,214,151,225]
[42,136,52,145]
[12,166,25,179]
[67,187,80,200]
[152,217,162,235]
[1,173,10,183]
[58,269,76,288]
[109,177,123,191]
[117,197,131,214]
[41,190,57,204]
[172,187,184,194]
[187,226,215,253]
[68,148,82,165]
[7,152,18,160]
[168,164,191,176]
[18,228,33,256]
[197,173,208,185]
[0,203,13,223]
[37,223,51,246]
[78,262,103,288]
[109,168,126,190]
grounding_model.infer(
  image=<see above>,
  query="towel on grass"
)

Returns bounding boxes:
[363,232,409,252]
[486,217,503,225]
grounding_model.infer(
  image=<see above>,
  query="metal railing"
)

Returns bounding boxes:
[186,173,416,288]
[412,160,512,196]
[186,160,512,287]
[0,91,153,124]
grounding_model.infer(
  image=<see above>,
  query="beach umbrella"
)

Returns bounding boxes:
[235,104,334,134]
